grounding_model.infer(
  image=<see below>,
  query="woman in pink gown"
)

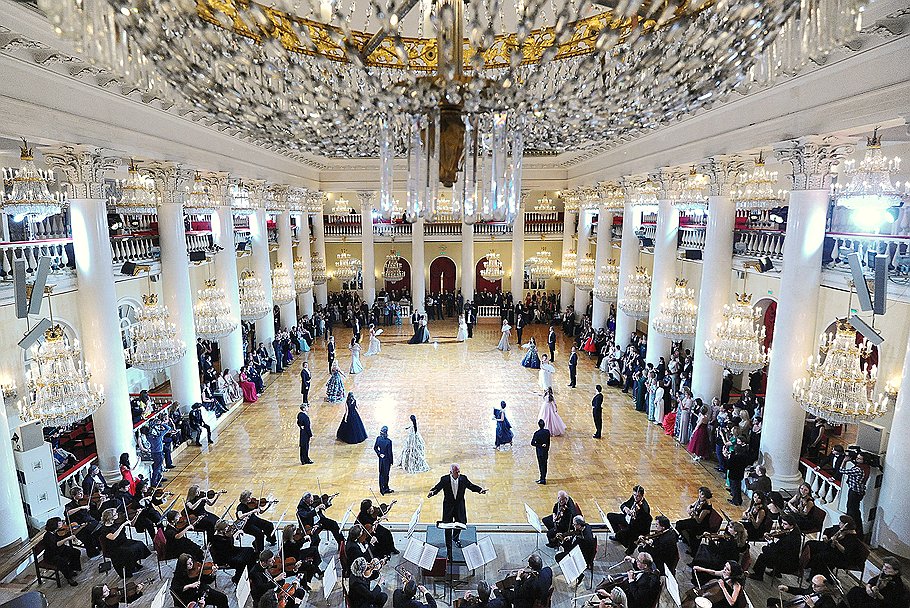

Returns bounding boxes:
[239,366,258,403]
[537,387,567,437]
[686,403,711,460]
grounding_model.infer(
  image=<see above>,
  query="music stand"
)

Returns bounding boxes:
[557,545,587,589]
[322,556,338,601]
[235,567,251,608]
[593,500,614,559]
[664,563,681,607]
[407,500,423,538]
[524,503,546,554]
[339,503,355,531]
[462,535,497,580]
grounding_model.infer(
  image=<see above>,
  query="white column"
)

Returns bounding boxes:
[296,212,315,317]
[560,209,577,310]
[760,138,851,487]
[313,210,328,307]
[510,197,526,300]
[158,201,202,408]
[411,218,426,312]
[875,336,910,558]
[461,221,475,301]
[591,208,614,329]
[573,209,594,318]
[250,208,275,346]
[276,209,297,329]
[691,158,741,403]
[0,398,27,547]
[359,193,377,305]
[646,190,679,366]
[212,206,244,371]
[615,197,641,350]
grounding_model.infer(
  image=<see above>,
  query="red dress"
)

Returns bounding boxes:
[663,410,677,436]
[687,419,711,458]
[120,465,136,495]
[582,336,596,353]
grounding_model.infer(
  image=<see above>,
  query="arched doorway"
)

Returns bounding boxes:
[429,256,456,293]
[755,298,777,351]
[475,257,502,295]
[384,257,411,296]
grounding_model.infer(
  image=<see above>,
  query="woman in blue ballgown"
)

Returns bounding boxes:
[325,361,346,403]
[336,392,368,444]
[521,337,541,369]
[494,401,513,450]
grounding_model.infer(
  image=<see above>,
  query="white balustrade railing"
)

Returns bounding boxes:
[474,223,513,236]
[679,226,707,250]
[111,235,159,264]
[800,460,842,506]
[0,239,73,279]
[57,455,97,497]
[30,214,71,239]
[640,224,656,242]
[424,222,462,237]
[323,214,363,237]
[524,211,560,223]
[828,233,910,271]
[186,233,214,253]
[477,305,502,318]
[373,223,412,238]
[734,230,785,259]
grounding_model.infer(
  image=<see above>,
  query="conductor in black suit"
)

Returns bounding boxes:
[374,426,394,496]
[531,420,551,485]
[592,385,604,438]
[300,361,311,405]
[297,404,313,465]
[427,464,487,553]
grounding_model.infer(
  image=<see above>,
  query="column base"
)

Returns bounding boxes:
[767,471,805,491]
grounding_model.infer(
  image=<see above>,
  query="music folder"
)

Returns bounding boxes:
[403,537,438,570]
[407,501,422,538]
[463,535,497,570]
[437,521,467,530]
[557,545,586,583]
[524,503,543,533]
[322,556,338,601]
[664,563,681,607]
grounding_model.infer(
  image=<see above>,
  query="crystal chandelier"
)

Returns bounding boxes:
[293,258,314,293]
[113,161,159,215]
[302,192,324,214]
[20,325,104,426]
[435,194,454,218]
[184,172,216,213]
[580,188,601,211]
[573,254,596,290]
[311,254,327,285]
[617,266,651,319]
[2,140,62,222]
[835,129,905,210]
[528,248,554,280]
[599,183,626,212]
[630,181,660,208]
[559,250,578,282]
[239,269,270,320]
[653,278,699,340]
[271,262,295,305]
[334,249,358,281]
[731,153,787,210]
[562,190,581,213]
[193,278,238,339]
[593,259,620,302]
[674,167,709,211]
[793,320,887,424]
[534,195,556,214]
[331,195,352,216]
[125,293,187,370]
[383,251,406,282]
[230,182,257,215]
[705,293,770,373]
[480,251,505,281]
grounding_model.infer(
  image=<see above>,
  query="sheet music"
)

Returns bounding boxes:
[557,545,584,582]
[151,583,169,608]
[524,503,543,533]
[407,501,422,538]
[664,563,681,607]
[418,543,438,569]
[339,504,354,530]
[437,521,467,530]
[595,500,614,533]
[403,537,425,566]
[478,535,496,562]
[463,543,484,570]
[322,557,338,601]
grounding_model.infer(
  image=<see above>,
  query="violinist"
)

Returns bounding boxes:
[543,490,580,549]
[607,485,652,555]
[236,490,277,552]
[690,522,749,584]
[82,465,109,498]
[844,557,909,608]
[91,580,147,608]
[393,570,436,607]
[741,492,772,541]
[499,554,553,608]
[41,517,81,586]
[460,581,506,608]
[800,514,865,577]
[99,480,134,517]
[296,492,344,546]
[767,575,836,608]
[357,499,398,558]
[784,483,816,530]
[676,487,716,554]
[98,507,151,577]
[64,487,102,558]
[349,556,389,608]
[279,524,323,586]
[185,485,222,535]
[170,553,228,608]
[689,560,745,608]
[597,552,660,608]
[636,516,679,575]
[249,549,309,606]
[210,520,257,585]
[555,516,596,583]
[748,514,801,582]
[344,524,375,576]
[163,510,204,561]
[131,479,167,538]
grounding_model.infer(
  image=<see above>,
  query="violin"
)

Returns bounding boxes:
[315,493,338,509]
[56,523,82,538]
[363,557,389,578]
[103,577,154,606]
[188,561,216,579]
[247,495,279,510]
[205,489,227,500]
[269,556,300,578]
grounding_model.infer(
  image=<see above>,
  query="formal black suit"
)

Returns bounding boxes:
[607,497,652,552]
[466,309,476,338]
[568,351,578,387]
[547,329,556,361]
[556,524,596,570]
[353,317,362,342]
[503,567,553,608]
[515,311,525,345]
[429,473,484,548]
[348,574,388,608]
[531,428,551,483]
[297,411,313,464]
[392,588,437,608]
[624,570,661,608]
[592,392,604,438]
[640,528,679,574]
[543,498,580,547]
[300,367,311,404]
[374,435,394,494]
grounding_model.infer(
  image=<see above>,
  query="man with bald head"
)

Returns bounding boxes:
[428,464,488,555]
[767,575,837,608]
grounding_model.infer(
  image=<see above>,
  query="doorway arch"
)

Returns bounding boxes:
[754,298,777,351]
[429,256,456,293]
[475,257,502,295]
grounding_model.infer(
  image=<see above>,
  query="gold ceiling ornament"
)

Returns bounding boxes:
[239,269,270,320]
[617,266,651,319]
[271,262,296,305]
[652,277,698,340]
[2,139,62,222]
[193,278,238,339]
[705,292,770,373]
[124,292,187,370]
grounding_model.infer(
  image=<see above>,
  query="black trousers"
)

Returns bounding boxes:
[593,409,602,437]
[378,460,392,493]
[243,515,275,553]
[301,386,309,404]
[50,545,82,579]
[536,450,548,482]
[549,345,555,361]
[569,365,577,387]
[467,324,474,338]
[517,328,523,344]
[300,434,311,464]
[191,423,213,445]
[846,489,865,535]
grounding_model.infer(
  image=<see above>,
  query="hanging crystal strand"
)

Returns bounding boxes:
[505,113,524,223]
[379,115,394,220]
[490,112,508,222]
[480,129,494,221]
[464,115,479,223]
[406,114,422,222]
[426,109,441,222]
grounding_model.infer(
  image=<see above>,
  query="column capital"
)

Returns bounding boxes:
[267,184,290,213]
[774,136,854,190]
[203,172,232,207]
[357,191,376,212]
[647,168,683,200]
[41,145,120,199]
[698,155,745,197]
[143,161,193,206]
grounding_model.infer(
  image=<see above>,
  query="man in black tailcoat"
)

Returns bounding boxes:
[427,464,487,554]
[297,404,313,465]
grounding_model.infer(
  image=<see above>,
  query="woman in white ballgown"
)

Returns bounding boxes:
[497,320,512,351]
[456,315,468,342]
[538,354,555,390]
[349,337,364,374]
[364,325,383,356]
[538,387,567,436]
[399,415,430,473]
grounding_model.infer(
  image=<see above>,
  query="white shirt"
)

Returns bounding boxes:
[450,475,459,496]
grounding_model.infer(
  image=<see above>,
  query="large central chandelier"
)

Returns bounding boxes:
[184,172,216,213]
[331,195,352,216]
[793,320,887,424]
[573,254,596,291]
[673,168,709,211]
[294,257,314,293]
[311,254,327,285]
[2,140,62,222]
[383,251,406,282]
[528,248,554,280]
[559,250,578,282]
[239,269,270,320]
[125,293,187,370]
[835,129,905,210]
[534,195,556,214]
[113,161,159,215]
[334,249,358,281]
[593,259,620,302]
[20,325,104,426]
[271,262,295,305]
[193,278,238,339]
[618,267,651,319]
[480,251,505,281]
[731,153,787,210]
[652,278,698,340]
[705,293,770,373]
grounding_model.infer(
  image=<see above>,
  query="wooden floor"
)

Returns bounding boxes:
[163,321,725,525]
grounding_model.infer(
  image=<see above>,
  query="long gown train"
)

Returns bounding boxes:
[399,429,430,473]
[538,397,567,436]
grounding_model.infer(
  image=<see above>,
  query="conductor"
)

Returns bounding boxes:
[427,464,488,554]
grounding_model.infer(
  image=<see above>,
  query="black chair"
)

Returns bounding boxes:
[31,546,62,588]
